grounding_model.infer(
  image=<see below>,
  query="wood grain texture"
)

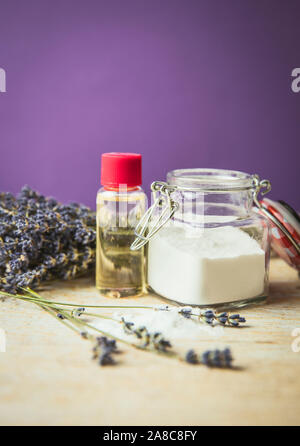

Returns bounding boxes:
[0,258,299,426]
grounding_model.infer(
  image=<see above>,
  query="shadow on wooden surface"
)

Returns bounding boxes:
[268,280,300,306]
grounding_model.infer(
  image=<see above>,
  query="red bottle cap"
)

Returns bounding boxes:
[101,152,142,188]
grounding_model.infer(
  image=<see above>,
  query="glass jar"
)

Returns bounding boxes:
[131,168,271,309]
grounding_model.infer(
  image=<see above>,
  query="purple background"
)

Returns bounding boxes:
[0,0,299,210]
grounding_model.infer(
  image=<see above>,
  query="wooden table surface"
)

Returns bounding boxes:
[0,258,300,426]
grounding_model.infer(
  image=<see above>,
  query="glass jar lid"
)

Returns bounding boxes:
[167,168,256,192]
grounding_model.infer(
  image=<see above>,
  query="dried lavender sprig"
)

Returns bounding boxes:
[185,348,233,368]
[121,317,172,353]
[178,307,246,327]
[3,288,246,329]
[2,286,246,336]
[92,336,119,366]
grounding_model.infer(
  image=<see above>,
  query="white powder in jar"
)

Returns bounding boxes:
[147,224,265,305]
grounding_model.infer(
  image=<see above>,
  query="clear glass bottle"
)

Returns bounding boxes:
[131,168,271,309]
[96,153,147,298]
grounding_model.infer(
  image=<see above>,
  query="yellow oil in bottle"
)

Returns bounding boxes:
[96,188,146,298]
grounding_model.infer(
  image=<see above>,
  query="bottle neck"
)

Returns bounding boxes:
[103,185,141,192]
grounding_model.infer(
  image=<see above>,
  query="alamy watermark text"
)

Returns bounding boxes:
[0,68,6,92]
[291,68,300,93]
[0,328,6,352]
[291,328,300,353]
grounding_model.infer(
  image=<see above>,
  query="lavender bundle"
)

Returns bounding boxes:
[0,186,96,293]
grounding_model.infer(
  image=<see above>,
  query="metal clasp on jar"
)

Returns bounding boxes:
[130,181,179,250]
[252,175,272,208]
